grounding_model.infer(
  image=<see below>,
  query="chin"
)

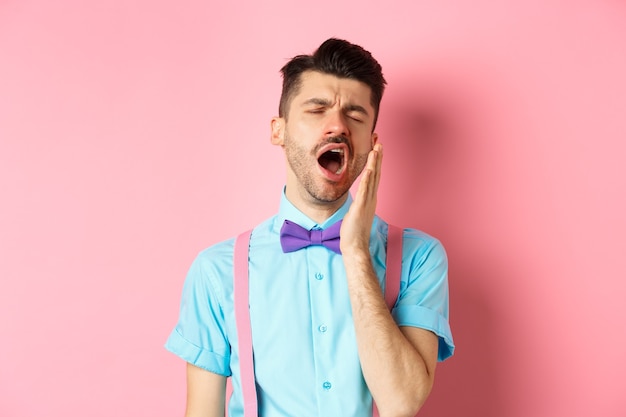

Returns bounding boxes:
[310,184,350,204]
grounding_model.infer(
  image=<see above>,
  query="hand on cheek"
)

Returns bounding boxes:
[340,143,383,254]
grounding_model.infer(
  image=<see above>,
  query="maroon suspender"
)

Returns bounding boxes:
[233,225,404,417]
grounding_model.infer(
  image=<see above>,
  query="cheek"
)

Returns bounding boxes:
[354,134,375,154]
[288,125,317,145]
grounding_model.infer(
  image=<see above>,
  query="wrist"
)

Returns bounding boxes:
[340,237,369,254]
[341,244,371,263]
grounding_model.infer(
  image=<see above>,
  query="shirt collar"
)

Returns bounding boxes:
[275,187,353,232]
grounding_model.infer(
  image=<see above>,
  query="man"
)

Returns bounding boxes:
[166,38,454,417]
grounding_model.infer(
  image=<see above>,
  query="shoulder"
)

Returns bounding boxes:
[402,227,444,251]
[373,216,443,248]
[402,228,447,266]
[373,217,447,265]
[184,238,237,304]
[193,237,236,269]
[191,215,277,273]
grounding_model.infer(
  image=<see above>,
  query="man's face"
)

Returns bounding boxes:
[272,71,378,205]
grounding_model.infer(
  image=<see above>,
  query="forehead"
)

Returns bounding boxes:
[294,71,373,109]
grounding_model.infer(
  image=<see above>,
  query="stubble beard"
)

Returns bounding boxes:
[283,132,369,204]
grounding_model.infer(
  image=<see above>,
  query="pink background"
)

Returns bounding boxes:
[1,1,625,416]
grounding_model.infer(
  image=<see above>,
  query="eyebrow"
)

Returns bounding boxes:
[302,98,370,117]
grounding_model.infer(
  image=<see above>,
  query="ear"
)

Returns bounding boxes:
[371,132,379,147]
[271,117,285,146]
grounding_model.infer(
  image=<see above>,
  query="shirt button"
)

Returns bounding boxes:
[318,325,327,333]
[322,381,332,390]
[314,272,324,280]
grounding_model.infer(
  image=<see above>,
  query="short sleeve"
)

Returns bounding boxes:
[164,250,232,376]
[392,231,455,361]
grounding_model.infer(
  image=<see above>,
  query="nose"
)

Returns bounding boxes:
[324,109,349,138]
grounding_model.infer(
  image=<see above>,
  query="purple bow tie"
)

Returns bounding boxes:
[280,219,343,254]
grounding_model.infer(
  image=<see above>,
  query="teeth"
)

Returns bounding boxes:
[333,148,344,174]
[318,147,346,175]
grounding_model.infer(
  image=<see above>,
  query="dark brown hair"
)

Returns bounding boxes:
[279,38,386,128]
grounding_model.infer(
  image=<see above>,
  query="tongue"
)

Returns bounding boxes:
[319,152,342,174]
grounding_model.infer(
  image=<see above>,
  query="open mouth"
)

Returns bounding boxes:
[318,148,346,175]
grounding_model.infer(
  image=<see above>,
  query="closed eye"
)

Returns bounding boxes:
[344,105,369,123]
[347,113,364,123]
[307,108,325,114]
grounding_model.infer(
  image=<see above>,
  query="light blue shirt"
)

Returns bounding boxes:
[165,191,454,417]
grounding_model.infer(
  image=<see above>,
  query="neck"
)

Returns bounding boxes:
[285,186,348,225]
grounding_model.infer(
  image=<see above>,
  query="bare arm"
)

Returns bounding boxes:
[185,363,226,417]
[341,143,439,417]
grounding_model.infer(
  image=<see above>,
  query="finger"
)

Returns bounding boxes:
[375,143,383,175]
[364,150,378,202]
[372,143,383,197]
[357,166,371,205]
[364,145,381,202]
